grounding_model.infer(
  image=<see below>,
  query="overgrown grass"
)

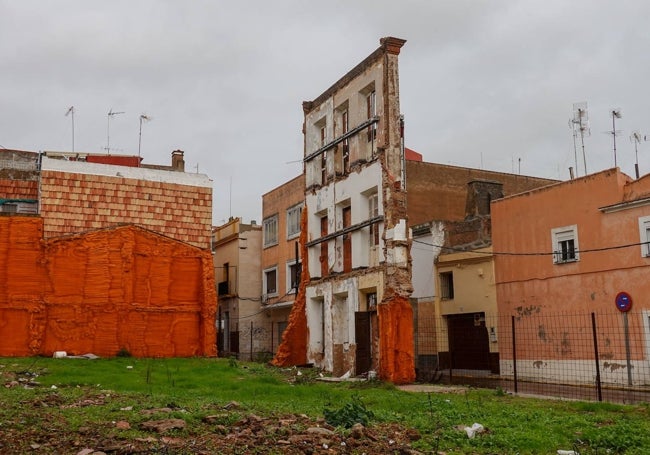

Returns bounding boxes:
[2,357,650,454]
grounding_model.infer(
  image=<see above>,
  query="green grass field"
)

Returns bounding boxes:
[2,356,649,454]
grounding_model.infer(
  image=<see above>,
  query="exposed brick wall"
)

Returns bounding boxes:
[0,217,216,357]
[0,178,38,200]
[39,170,212,249]
[406,161,557,226]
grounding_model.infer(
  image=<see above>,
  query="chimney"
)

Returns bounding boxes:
[172,150,185,172]
[465,180,503,218]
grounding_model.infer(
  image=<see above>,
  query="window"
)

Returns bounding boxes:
[640,216,650,257]
[287,204,302,239]
[263,214,278,247]
[320,216,328,277]
[263,267,278,297]
[366,90,376,142]
[440,272,454,300]
[551,225,579,264]
[368,192,379,246]
[287,260,301,293]
[320,125,327,183]
[341,110,349,173]
[367,292,377,310]
[218,262,230,296]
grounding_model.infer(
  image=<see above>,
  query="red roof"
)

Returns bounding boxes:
[405,147,423,162]
[84,155,143,167]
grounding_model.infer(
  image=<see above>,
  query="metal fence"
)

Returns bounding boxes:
[217,320,287,363]
[413,307,650,404]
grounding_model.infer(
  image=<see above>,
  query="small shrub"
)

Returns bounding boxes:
[228,356,238,368]
[324,394,374,428]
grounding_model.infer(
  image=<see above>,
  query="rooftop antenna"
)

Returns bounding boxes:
[65,106,75,152]
[138,114,151,159]
[609,108,622,167]
[630,131,646,179]
[106,108,125,154]
[570,102,590,176]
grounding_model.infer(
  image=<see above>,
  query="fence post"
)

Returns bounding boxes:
[511,315,518,394]
[591,312,603,402]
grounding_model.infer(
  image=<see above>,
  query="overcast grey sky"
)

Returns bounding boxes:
[2,1,649,225]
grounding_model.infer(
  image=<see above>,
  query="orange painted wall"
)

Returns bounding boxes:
[0,216,216,357]
[492,169,650,360]
[39,170,212,249]
[378,295,415,384]
[273,207,309,367]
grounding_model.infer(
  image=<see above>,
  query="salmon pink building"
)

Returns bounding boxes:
[492,168,650,386]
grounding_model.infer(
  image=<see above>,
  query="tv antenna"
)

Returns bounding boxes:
[609,108,622,167]
[138,114,151,159]
[630,131,647,179]
[65,106,75,152]
[106,109,125,154]
[570,102,589,176]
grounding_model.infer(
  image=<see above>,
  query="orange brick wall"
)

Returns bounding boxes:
[0,178,38,200]
[0,216,217,357]
[39,170,212,249]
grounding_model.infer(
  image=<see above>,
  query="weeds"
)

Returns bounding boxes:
[323,394,374,428]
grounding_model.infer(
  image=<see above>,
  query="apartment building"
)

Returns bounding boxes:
[260,174,305,354]
[277,37,413,383]
[492,168,650,385]
[212,217,263,359]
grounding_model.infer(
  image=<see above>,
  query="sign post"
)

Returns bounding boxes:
[615,291,633,386]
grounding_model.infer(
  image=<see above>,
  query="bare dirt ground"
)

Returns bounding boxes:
[1,370,425,454]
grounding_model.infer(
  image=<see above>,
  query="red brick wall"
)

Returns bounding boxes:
[0,217,217,357]
[39,170,212,249]
[0,178,38,200]
[406,161,557,226]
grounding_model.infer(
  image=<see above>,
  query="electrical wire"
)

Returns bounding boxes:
[412,238,650,257]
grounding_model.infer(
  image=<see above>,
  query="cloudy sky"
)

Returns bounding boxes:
[2,1,649,224]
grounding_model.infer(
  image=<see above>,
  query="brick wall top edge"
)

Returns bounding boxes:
[41,157,213,188]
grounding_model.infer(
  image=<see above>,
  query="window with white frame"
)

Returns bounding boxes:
[286,260,301,293]
[551,225,579,264]
[286,204,302,239]
[263,214,278,247]
[263,266,278,298]
[639,216,650,257]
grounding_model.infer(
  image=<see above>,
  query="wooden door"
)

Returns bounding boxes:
[355,311,372,375]
[447,313,490,370]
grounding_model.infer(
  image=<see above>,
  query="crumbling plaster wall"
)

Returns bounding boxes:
[306,162,384,275]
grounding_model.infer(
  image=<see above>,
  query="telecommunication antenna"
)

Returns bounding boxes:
[609,108,622,167]
[570,102,590,176]
[65,106,75,152]
[630,131,647,179]
[106,108,125,154]
[138,114,151,159]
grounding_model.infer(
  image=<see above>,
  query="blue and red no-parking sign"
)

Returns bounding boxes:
[615,291,633,313]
